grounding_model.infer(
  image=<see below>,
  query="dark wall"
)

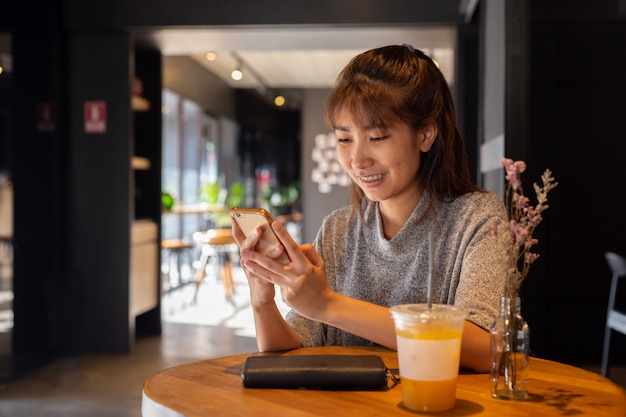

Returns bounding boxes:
[11,26,65,356]
[236,89,301,193]
[7,0,164,357]
[66,33,135,353]
[522,1,626,364]
[61,0,460,29]
[456,8,481,181]
[133,48,163,335]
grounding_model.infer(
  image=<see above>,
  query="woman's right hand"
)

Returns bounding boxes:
[232,219,302,352]
[232,220,284,307]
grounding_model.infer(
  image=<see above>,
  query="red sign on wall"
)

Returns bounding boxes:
[37,102,56,133]
[84,101,106,133]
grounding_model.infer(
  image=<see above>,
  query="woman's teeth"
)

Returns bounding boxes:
[360,173,385,182]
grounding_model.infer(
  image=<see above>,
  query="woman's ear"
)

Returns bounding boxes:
[419,123,438,152]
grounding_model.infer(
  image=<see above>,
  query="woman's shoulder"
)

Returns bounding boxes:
[322,205,354,226]
[315,205,356,248]
[448,190,506,217]
[463,189,504,205]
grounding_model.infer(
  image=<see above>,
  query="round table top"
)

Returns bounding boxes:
[142,345,626,417]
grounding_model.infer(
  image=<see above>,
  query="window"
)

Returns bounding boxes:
[161,89,219,239]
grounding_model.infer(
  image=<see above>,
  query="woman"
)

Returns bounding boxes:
[233,44,508,372]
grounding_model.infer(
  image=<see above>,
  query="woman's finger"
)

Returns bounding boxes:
[271,221,307,265]
[232,218,266,251]
[243,255,281,284]
[300,244,323,267]
[231,219,246,245]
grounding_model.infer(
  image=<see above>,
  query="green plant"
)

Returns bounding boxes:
[161,191,175,210]
[200,181,221,204]
[226,181,245,208]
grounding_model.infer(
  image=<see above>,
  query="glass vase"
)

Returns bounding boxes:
[490,296,530,399]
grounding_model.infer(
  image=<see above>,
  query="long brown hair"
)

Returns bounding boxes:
[324,45,480,218]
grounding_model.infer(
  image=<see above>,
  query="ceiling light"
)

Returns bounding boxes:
[205,51,217,61]
[230,68,243,81]
[274,95,285,107]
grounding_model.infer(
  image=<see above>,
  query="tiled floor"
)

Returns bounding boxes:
[0,263,625,416]
[0,323,257,417]
[0,265,291,417]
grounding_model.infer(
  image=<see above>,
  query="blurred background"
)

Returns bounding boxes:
[0,1,625,414]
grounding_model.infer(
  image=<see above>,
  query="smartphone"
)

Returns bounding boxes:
[230,207,290,264]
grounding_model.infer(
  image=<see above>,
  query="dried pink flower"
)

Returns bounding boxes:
[503,158,527,190]
[498,158,558,296]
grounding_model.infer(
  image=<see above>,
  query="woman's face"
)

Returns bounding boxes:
[334,114,436,207]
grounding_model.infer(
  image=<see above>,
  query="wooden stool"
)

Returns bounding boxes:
[161,239,196,292]
[192,229,236,303]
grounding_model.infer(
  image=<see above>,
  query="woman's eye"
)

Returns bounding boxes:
[337,137,351,143]
[371,135,388,142]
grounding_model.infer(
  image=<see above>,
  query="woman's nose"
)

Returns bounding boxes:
[350,143,373,169]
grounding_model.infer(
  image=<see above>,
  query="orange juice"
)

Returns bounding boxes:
[400,377,457,411]
[396,329,462,411]
[390,304,466,412]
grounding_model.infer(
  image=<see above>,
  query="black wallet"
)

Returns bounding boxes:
[241,355,389,390]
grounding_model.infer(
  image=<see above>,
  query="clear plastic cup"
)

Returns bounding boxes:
[390,304,466,412]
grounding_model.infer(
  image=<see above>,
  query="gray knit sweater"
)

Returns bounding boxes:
[286,190,509,347]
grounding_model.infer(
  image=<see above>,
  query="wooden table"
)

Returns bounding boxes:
[142,346,626,417]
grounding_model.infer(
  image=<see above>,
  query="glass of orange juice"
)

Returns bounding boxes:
[390,304,466,412]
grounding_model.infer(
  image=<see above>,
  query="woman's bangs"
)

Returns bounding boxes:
[327,82,405,129]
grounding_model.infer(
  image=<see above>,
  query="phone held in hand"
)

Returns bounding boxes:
[230,207,290,264]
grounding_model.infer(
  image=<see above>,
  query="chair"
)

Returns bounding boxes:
[602,251,626,377]
[161,239,196,292]
[192,229,237,304]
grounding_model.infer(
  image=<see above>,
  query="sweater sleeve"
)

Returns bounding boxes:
[284,206,355,346]
[285,310,326,347]
[452,193,509,331]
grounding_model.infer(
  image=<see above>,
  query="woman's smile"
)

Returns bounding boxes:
[359,173,387,184]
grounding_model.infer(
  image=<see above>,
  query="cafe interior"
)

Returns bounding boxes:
[1,0,626,415]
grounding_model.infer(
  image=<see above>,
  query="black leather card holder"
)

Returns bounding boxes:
[241,354,388,390]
